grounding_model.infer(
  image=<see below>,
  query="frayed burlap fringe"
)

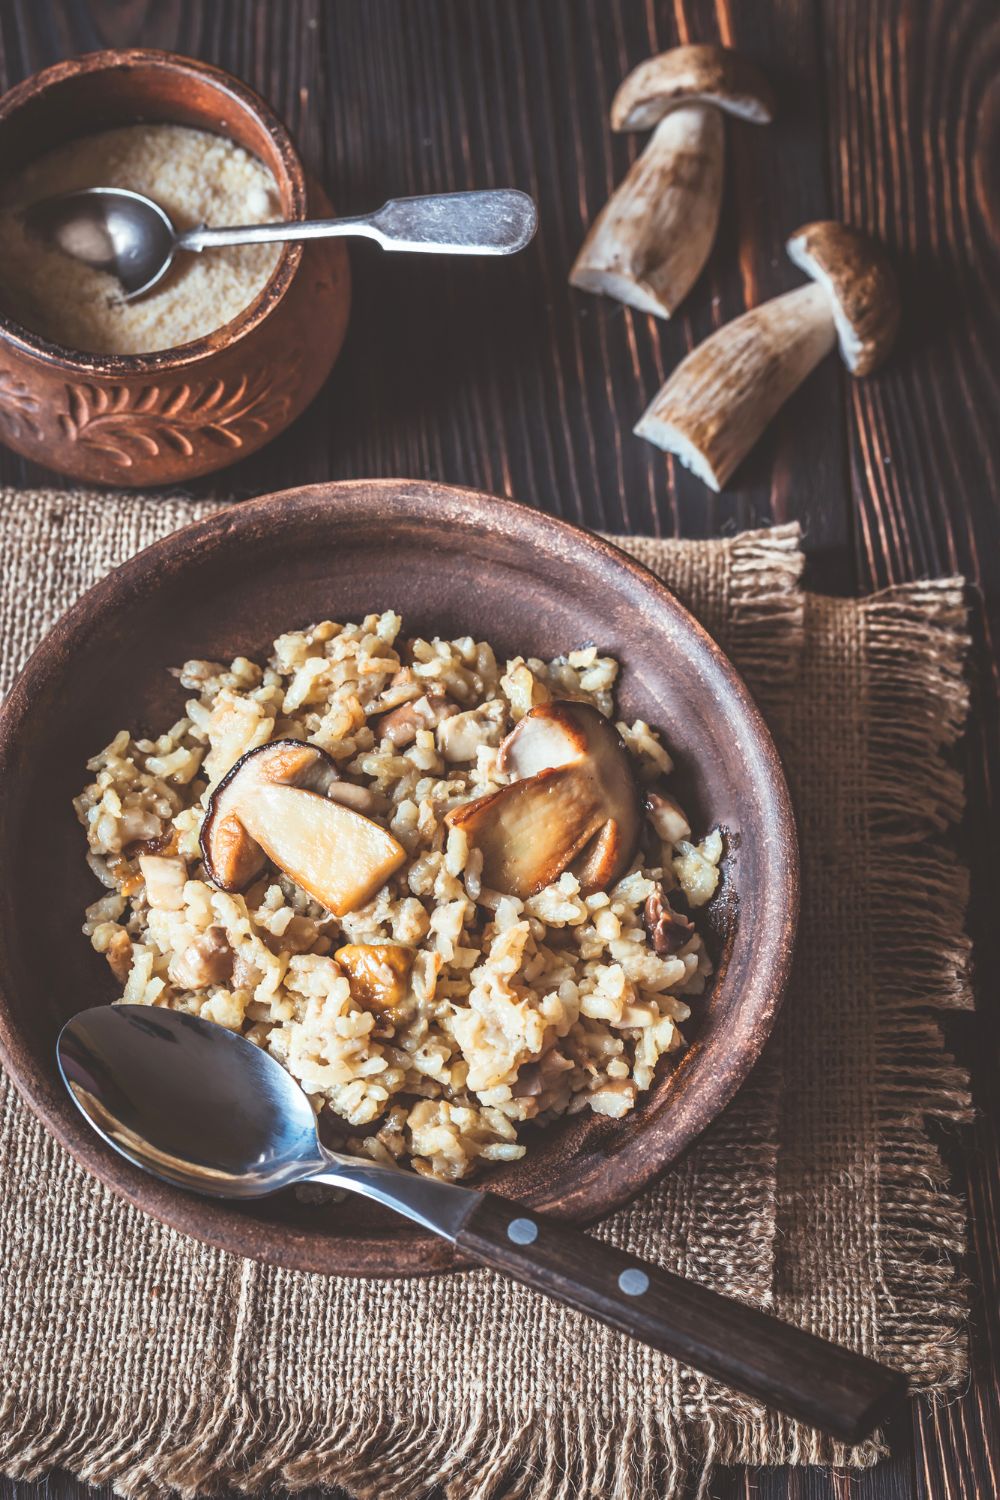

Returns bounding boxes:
[617,521,805,690]
[861,585,973,1398]
[0,496,972,1500]
[734,582,975,1475]
[0,1393,757,1499]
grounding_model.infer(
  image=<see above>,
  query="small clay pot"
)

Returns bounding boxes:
[0,49,350,485]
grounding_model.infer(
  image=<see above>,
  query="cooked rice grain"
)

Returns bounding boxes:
[75,614,720,1180]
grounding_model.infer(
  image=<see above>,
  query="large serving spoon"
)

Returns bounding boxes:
[22,186,537,300]
[58,1004,905,1441]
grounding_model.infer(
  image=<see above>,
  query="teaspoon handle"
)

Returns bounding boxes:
[456,1193,906,1444]
[178,189,537,257]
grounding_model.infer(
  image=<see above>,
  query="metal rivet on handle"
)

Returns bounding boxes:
[618,1268,649,1296]
[507,1217,538,1245]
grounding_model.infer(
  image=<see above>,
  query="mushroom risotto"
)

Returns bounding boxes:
[75,615,722,1181]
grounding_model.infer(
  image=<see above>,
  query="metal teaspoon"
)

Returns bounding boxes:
[22,186,538,300]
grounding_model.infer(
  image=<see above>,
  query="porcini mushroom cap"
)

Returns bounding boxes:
[785,221,900,377]
[611,44,776,131]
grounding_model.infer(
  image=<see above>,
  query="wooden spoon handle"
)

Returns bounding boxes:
[457,1193,907,1443]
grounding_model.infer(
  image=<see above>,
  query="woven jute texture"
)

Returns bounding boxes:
[0,491,974,1499]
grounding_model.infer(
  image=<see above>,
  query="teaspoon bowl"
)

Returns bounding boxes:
[57,1004,326,1199]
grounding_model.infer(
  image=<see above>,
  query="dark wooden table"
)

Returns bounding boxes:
[1,3,996,1498]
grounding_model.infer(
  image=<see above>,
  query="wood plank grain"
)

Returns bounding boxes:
[0,0,852,561]
[819,7,1000,1500]
[0,2,994,1499]
[669,0,854,581]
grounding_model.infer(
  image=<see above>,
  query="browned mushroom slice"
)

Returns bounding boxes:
[572,817,627,890]
[447,766,608,898]
[498,700,590,777]
[498,701,643,892]
[643,885,695,955]
[200,807,268,892]
[449,702,643,897]
[199,739,335,891]
[336,943,416,1014]
[200,739,404,916]
[373,692,459,748]
[254,740,339,793]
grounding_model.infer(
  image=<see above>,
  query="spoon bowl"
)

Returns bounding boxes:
[58,1004,324,1197]
[23,186,180,299]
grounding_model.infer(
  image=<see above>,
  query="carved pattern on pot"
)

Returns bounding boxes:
[57,357,303,468]
[0,370,42,441]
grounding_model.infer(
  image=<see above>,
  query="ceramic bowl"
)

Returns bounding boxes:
[0,49,349,484]
[0,480,798,1275]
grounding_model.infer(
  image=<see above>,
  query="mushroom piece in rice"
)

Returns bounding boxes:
[74,613,721,1180]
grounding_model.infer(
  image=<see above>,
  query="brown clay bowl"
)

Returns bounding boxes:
[0,49,349,484]
[0,480,798,1276]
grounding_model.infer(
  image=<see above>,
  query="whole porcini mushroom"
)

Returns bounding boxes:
[634,220,900,489]
[570,44,775,318]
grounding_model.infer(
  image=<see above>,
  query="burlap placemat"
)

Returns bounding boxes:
[0,491,974,1500]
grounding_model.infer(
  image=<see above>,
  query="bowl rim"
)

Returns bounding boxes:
[0,479,799,1276]
[0,48,306,374]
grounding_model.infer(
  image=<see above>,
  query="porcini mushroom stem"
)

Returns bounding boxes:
[634,280,837,490]
[570,105,724,319]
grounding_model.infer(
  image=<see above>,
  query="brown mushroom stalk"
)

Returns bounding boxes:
[634,221,900,490]
[571,106,724,319]
[570,45,774,318]
[636,281,836,490]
